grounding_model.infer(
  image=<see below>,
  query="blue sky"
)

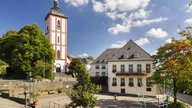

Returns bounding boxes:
[0,0,192,58]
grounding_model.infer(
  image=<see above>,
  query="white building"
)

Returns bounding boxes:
[91,40,159,96]
[45,0,68,72]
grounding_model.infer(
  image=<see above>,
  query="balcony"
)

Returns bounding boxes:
[120,83,125,86]
[146,69,152,73]
[116,72,147,76]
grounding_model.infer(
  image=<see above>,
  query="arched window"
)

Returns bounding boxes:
[57,50,60,59]
[57,20,61,30]
[57,20,60,26]
[58,36,60,43]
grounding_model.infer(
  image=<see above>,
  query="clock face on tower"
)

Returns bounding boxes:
[45,0,68,73]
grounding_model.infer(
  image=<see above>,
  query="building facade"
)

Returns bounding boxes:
[91,40,159,96]
[45,0,68,72]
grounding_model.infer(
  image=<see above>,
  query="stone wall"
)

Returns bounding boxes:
[0,80,76,96]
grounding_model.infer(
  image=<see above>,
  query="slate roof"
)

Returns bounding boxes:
[91,40,152,64]
[45,0,67,20]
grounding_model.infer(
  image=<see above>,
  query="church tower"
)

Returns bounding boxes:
[45,0,68,72]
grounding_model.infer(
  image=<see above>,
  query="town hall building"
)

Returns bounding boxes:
[91,40,159,96]
[45,0,68,73]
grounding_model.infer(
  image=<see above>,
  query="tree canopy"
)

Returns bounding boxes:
[0,24,55,78]
[0,59,8,78]
[153,26,192,106]
[87,56,94,61]
[67,58,101,108]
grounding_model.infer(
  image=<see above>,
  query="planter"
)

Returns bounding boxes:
[146,69,152,73]
[116,72,147,76]
[33,101,39,105]
[112,70,116,73]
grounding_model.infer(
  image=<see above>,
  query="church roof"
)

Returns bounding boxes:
[91,40,152,64]
[45,0,67,19]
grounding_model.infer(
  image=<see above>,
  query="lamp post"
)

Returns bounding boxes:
[29,71,32,106]
[23,84,29,107]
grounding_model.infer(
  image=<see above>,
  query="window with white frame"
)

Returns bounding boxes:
[102,65,106,69]
[101,72,105,76]
[95,65,99,69]
[112,78,117,86]
[112,65,116,72]
[95,72,100,76]
[138,78,142,87]
[146,64,151,71]
[129,64,133,72]
[121,65,125,72]
[137,64,142,72]
[129,78,134,86]
[121,78,125,86]
[146,77,152,87]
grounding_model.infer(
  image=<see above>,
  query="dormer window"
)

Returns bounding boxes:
[134,53,139,58]
[123,53,129,59]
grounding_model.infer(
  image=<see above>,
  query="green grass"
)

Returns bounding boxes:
[169,101,190,108]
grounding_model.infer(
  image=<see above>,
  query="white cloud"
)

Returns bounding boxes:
[64,0,168,35]
[165,38,172,44]
[146,28,168,38]
[185,4,192,12]
[103,0,150,12]
[133,17,168,27]
[92,0,104,12]
[106,11,127,20]
[134,38,150,46]
[108,17,132,35]
[64,0,89,7]
[108,17,167,35]
[111,40,127,48]
[78,53,89,58]
[130,9,150,19]
[184,18,192,24]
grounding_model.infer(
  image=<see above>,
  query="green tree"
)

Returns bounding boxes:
[87,56,94,61]
[67,58,101,108]
[67,55,73,62]
[0,59,8,78]
[0,24,55,79]
[153,26,192,107]
[32,60,54,80]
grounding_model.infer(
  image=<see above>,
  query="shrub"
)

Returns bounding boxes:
[34,75,42,81]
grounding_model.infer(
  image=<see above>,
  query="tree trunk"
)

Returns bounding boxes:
[173,78,177,108]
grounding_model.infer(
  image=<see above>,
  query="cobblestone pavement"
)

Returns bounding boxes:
[0,93,191,108]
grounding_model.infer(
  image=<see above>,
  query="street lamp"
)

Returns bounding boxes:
[29,71,32,106]
[23,84,29,107]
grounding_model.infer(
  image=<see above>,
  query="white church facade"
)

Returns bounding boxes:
[45,0,68,73]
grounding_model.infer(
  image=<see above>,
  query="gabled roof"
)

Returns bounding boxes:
[91,48,119,64]
[92,39,152,64]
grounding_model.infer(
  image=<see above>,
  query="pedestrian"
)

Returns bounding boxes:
[114,93,116,100]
